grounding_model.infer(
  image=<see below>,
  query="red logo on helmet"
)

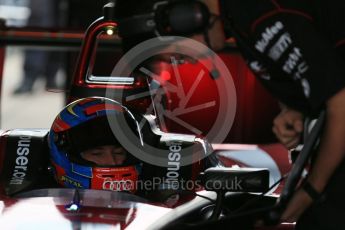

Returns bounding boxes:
[91,166,139,193]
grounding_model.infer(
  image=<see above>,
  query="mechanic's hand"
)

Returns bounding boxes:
[272,108,304,149]
[280,188,313,223]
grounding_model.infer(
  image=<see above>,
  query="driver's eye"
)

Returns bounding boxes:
[113,148,126,154]
[89,152,103,156]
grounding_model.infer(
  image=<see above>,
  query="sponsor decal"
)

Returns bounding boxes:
[249,61,271,80]
[282,47,310,97]
[102,179,134,191]
[293,62,309,80]
[268,33,292,61]
[60,175,83,188]
[283,47,303,74]
[249,61,263,72]
[301,78,311,98]
[164,142,182,189]
[255,21,284,53]
[94,166,138,192]
[9,136,31,185]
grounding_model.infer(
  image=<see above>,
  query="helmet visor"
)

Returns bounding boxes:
[66,116,119,154]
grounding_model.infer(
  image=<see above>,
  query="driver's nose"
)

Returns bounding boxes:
[104,152,117,165]
[112,155,124,165]
[104,146,126,165]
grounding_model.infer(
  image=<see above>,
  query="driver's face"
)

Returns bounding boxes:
[80,145,127,166]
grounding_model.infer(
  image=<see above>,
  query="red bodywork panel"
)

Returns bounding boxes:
[153,53,280,143]
[219,53,280,143]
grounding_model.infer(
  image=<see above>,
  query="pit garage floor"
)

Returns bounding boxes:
[1,47,65,130]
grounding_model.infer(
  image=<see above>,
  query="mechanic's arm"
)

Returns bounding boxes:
[235,2,345,222]
[272,104,304,149]
[281,87,345,222]
[201,0,305,150]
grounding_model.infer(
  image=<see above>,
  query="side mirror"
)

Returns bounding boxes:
[200,167,270,193]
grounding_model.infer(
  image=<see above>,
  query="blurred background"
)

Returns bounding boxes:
[0,0,280,144]
[0,0,105,129]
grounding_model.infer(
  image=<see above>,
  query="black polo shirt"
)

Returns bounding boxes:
[220,0,345,115]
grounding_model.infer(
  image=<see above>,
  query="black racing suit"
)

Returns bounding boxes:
[220,0,345,229]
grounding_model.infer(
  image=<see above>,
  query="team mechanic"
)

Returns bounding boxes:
[197,0,345,229]
[114,0,345,229]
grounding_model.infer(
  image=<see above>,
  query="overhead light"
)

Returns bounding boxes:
[105,26,115,36]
